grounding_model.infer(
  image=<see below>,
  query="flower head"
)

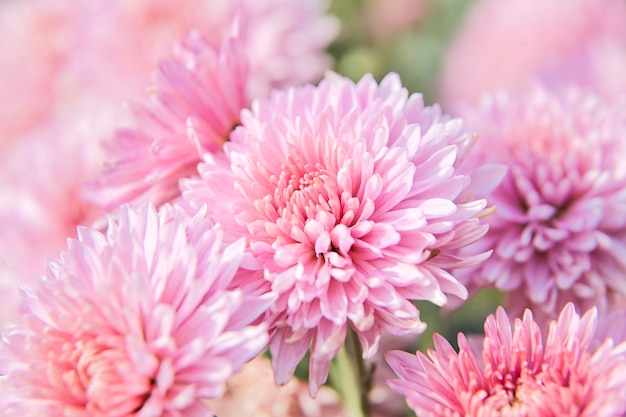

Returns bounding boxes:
[182,72,501,394]
[386,303,626,417]
[440,0,626,108]
[198,0,339,99]
[455,87,626,321]
[87,0,338,211]
[88,32,249,211]
[0,203,272,416]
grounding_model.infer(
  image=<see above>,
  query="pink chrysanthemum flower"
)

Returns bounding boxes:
[199,0,339,99]
[386,303,626,417]
[439,0,626,109]
[87,0,339,211]
[0,0,337,149]
[455,87,626,320]
[182,72,502,394]
[87,32,249,211]
[0,204,272,416]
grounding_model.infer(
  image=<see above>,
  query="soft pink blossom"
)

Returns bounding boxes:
[88,0,339,211]
[195,0,339,99]
[87,32,249,211]
[0,0,71,151]
[0,203,272,416]
[182,72,502,394]
[0,100,113,326]
[455,87,626,322]
[0,0,338,151]
[386,303,626,417]
[0,0,338,324]
[439,0,626,109]
[205,356,348,417]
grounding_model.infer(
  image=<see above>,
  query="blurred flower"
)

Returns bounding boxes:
[386,303,626,417]
[206,356,348,417]
[0,204,272,416]
[182,71,500,394]
[0,0,70,151]
[0,98,112,326]
[198,0,339,99]
[440,0,626,109]
[0,0,338,149]
[362,0,428,41]
[456,87,626,322]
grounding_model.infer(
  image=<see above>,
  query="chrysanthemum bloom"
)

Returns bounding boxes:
[0,204,272,416]
[0,0,337,149]
[87,32,249,211]
[386,303,626,417]
[439,0,626,109]
[455,87,626,321]
[86,0,338,211]
[198,0,339,99]
[182,72,503,394]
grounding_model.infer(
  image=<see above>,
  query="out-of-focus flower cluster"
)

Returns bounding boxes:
[2,0,626,416]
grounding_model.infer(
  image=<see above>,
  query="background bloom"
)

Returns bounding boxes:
[206,356,348,417]
[0,0,338,152]
[386,303,626,417]
[0,100,111,326]
[439,0,626,109]
[0,204,272,416]
[183,71,502,394]
[455,87,626,323]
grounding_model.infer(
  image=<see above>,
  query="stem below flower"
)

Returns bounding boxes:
[328,328,374,417]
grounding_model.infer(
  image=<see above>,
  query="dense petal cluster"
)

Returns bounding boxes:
[456,88,626,320]
[183,72,501,393]
[386,303,626,417]
[0,204,271,416]
[440,0,626,108]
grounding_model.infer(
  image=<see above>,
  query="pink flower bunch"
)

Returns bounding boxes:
[182,71,503,393]
[440,0,626,108]
[386,303,626,417]
[0,203,272,416]
[455,87,626,322]
[6,1,626,414]
[0,0,338,326]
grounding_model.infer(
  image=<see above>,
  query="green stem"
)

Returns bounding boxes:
[328,328,375,417]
